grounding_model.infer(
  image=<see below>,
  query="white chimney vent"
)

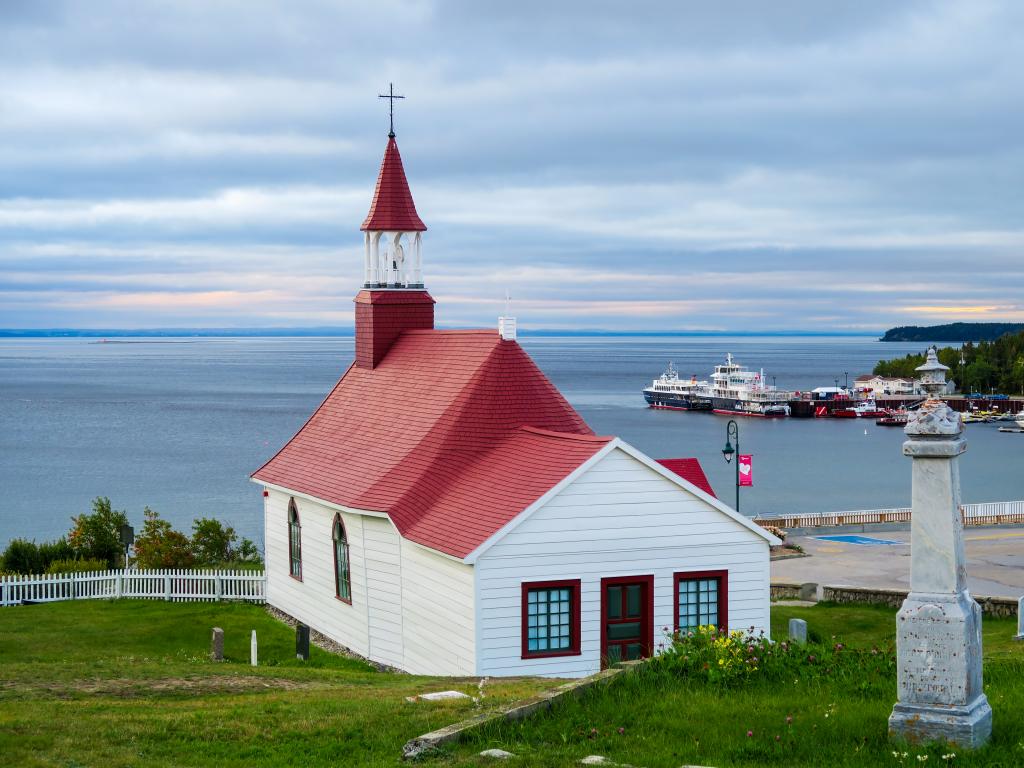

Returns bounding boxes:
[498,316,517,341]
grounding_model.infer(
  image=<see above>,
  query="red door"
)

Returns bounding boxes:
[600,575,654,668]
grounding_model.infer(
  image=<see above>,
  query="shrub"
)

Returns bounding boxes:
[0,537,75,574]
[652,625,896,690]
[45,558,110,574]
[68,497,129,568]
[133,507,195,569]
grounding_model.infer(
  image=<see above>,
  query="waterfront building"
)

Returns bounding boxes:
[855,374,955,397]
[252,124,777,677]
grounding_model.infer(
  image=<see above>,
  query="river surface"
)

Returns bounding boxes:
[2,335,1022,548]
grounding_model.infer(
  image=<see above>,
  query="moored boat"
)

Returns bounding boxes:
[833,399,888,418]
[876,409,909,426]
[643,362,713,411]
[704,353,791,417]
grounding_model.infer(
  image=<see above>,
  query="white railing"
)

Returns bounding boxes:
[0,568,266,608]
[754,500,1024,530]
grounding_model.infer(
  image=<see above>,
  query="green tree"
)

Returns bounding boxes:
[133,507,195,569]
[68,497,128,568]
[191,517,236,565]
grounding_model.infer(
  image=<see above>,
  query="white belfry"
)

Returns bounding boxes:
[888,348,992,748]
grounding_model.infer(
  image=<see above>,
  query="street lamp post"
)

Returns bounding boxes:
[721,419,740,512]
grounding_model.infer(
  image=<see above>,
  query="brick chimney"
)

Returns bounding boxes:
[354,289,435,368]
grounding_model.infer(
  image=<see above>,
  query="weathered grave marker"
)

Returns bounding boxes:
[799,582,818,602]
[888,349,992,748]
[296,623,310,661]
[250,629,258,667]
[788,618,807,644]
[210,627,224,661]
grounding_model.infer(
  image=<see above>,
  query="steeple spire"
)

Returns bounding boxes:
[378,82,404,138]
[360,114,427,289]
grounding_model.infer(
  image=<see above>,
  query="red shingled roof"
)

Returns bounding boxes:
[656,458,716,498]
[253,330,606,558]
[360,136,427,232]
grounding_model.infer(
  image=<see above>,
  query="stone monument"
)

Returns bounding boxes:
[888,348,992,748]
[210,627,224,662]
[788,618,807,644]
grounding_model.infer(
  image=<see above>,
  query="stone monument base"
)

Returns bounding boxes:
[889,591,992,748]
[889,696,992,748]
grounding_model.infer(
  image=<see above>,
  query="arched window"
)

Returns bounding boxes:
[288,499,302,580]
[333,514,352,603]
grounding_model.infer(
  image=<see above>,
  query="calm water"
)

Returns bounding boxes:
[2,336,1022,549]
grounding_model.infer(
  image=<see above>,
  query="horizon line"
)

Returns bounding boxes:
[0,327,885,339]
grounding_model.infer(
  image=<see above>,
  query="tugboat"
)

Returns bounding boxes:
[643,363,713,411]
[705,354,791,417]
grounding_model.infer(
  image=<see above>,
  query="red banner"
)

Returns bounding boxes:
[739,454,753,487]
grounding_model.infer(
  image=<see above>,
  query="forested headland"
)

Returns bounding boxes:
[881,323,1024,342]
[874,330,1024,394]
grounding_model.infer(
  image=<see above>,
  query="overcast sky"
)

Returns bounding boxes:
[1,1,1022,331]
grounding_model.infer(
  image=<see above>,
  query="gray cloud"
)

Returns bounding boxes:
[0,0,1022,330]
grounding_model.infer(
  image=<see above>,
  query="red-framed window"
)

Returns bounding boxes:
[674,570,728,632]
[287,498,302,581]
[521,579,581,659]
[332,514,352,603]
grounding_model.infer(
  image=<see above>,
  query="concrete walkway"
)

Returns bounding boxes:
[772,526,1024,598]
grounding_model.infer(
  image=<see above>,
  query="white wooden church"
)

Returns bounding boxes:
[252,122,776,678]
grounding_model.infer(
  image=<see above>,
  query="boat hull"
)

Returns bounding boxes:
[710,396,789,418]
[643,390,712,411]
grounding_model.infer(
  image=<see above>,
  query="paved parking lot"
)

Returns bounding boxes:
[772,526,1024,598]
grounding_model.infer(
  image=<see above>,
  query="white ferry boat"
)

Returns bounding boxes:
[642,362,712,411]
[704,353,791,417]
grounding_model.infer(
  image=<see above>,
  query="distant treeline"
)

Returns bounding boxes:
[0,497,262,575]
[874,330,1024,394]
[881,323,1024,342]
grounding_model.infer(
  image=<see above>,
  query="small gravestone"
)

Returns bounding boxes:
[788,618,807,644]
[296,623,310,661]
[480,749,515,759]
[1016,596,1024,641]
[799,582,818,602]
[210,627,224,661]
[250,630,258,667]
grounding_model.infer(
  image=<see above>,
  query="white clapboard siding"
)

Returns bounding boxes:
[362,516,404,668]
[264,489,370,656]
[400,538,476,675]
[0,569,265,607]
[474,446,771,678]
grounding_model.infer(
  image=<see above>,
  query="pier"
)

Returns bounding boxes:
[787,395,1024,418]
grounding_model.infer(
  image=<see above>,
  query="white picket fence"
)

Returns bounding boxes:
[0,568,266,608]
[754,499,1024,530]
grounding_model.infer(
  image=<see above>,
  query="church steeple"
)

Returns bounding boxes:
[354,109,435,369]
[360,87,427,289]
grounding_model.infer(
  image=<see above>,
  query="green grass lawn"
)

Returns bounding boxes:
[3,601,1023,767]
[435,603,1024,767]
[0,600,559,768]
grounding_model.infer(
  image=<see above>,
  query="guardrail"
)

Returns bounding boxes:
[754,500,1024,530]
[0,568,266,607]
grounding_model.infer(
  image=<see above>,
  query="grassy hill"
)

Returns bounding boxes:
[0,600,556,767]
[2,600,1021,766]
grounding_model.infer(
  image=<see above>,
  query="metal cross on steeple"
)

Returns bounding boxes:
[378,83,405,138]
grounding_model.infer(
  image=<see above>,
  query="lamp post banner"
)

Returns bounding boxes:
[739,455,753,486]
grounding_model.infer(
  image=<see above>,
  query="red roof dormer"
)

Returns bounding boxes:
[360,136,427,232]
